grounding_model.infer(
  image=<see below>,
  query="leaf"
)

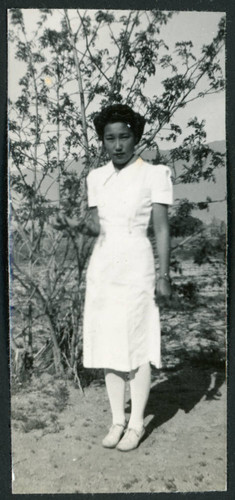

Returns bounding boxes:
[95,11,115,24]
[10,8,24,26]
[16,41,29,62]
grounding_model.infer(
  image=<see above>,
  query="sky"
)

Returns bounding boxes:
[8,9,226,145]
[156,11,226,147]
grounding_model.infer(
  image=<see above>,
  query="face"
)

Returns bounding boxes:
[103,122,136,168]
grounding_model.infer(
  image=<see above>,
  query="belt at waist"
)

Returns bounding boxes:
[100,225,147,237]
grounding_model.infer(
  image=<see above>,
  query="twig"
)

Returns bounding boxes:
[34,341,52,360]
[171,228,205,253]
[61,352,84,395]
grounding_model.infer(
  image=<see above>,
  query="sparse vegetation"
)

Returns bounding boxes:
[11,373,69,434]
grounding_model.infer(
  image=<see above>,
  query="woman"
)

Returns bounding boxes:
[56,104,173,452]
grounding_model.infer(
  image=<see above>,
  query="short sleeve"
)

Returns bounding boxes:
[86,170,97,207]
[150,164,173,205]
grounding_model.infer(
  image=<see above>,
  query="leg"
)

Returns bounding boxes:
[116,363,151,451]
[102,369,126,448]
[128,362,151,431]
[104,368,126,425]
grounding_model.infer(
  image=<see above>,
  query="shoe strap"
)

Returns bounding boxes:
[111,422,126,430]
[125,427,144,438]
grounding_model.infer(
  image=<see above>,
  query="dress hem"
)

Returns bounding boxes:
[83,359,162,372]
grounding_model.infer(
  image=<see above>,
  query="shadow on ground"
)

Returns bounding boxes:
[125,364,225,441]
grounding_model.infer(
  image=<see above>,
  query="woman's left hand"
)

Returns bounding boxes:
[156,278,171,299]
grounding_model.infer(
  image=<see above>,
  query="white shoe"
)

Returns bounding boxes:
[102,423,126,448]
[116,427,145,452]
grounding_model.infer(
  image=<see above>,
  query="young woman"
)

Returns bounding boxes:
[56,104,173,452]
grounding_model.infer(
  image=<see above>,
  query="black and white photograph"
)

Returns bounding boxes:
[8,7,227,494]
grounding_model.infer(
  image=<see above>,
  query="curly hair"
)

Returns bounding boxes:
[93,104,146,144]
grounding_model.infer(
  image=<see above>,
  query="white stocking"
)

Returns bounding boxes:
[104,369,126,426]
[128,362,151,431]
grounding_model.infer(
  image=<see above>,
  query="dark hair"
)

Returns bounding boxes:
[93,104,146,143]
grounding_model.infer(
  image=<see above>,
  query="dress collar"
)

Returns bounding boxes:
[111,156,143,174]
[102,157,143,186]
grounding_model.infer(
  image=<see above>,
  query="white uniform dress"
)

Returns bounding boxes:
[83,157,173,372]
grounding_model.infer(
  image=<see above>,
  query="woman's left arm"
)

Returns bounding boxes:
[152,203,171,298]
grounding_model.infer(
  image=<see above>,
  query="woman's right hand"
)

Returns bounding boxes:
[52,213,87,232]
[52,209,100,236]
[52,213,68,230]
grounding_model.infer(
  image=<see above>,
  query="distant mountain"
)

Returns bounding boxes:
[204,140,226,154]
[141,140,226,224]
[142,140,225,160]
[33,140,226,224]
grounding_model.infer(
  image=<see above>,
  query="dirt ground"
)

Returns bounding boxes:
[11,260,227,494]
[12,366,226,494]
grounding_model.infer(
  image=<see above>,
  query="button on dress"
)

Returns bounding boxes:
[83,158,173,371]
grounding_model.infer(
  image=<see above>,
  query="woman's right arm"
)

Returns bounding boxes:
[54,207,100,237]
[80,207,100,236]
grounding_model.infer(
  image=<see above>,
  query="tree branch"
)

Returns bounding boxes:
[64,9,90,160]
